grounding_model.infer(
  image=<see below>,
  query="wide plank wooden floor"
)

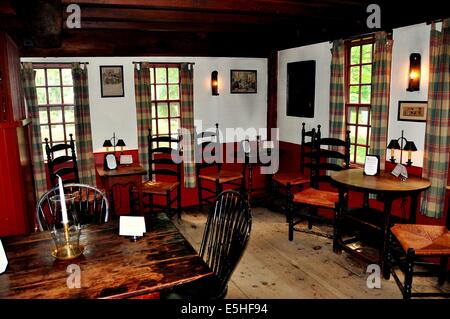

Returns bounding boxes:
[172,207,450,299]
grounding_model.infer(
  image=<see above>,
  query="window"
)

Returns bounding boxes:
[148,64,181,148]
[35,65,76,160]
[345,37,374,164]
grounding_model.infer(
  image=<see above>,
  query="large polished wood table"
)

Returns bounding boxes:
[0,213,212,299]
[331,168,431,270]
[97,164,147,215]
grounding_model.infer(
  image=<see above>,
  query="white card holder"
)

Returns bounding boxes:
[0,239,8,274]
[120,155,133,165]
[391,164,408,181]
[119,216,146,237]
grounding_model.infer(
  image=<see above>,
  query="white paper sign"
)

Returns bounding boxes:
[0,239,8,274]
[364,156,379,176]
[120,155,133,165]
[119,216,146,237]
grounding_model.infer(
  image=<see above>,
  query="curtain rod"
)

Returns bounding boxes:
[25,62,90,65]
[328,30,392,43]
[132,61,194,65]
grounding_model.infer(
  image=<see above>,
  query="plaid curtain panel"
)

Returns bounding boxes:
[180,63,196,188]
[329,39,346,166]
[134,64,152,180]
[72,63,96,186]
[420,19,450,219]
[369,32,393,171]
[21,62,48,199]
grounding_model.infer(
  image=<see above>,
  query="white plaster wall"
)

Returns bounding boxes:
[22,56,268,151]
[277,41,332,144]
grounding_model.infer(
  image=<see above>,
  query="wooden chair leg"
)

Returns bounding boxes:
[383,230,393,280]
[438,256,448,285]
[288,191,294,241]
[197,177,203,211]
[166,190,171,216]
[403,248,415,300]
[285,184,292,223]
[333,202,342,254]
[215,180,222,199]
[149,194,154,214]
[177,184,182,220]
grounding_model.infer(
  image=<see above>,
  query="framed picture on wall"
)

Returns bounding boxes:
[397,101,427,122]
[230,70,257,94]
[100,65,124,97]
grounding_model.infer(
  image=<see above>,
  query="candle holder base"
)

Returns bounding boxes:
[52,245,84,260]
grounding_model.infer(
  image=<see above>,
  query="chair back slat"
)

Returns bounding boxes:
[199,190,252,294]
[300,123,321,173]
[196,123,221,171]
[45,134,79,188]
[36,183,109,231]
[147,129,182,182]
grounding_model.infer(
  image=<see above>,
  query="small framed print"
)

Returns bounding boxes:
[364,154,380,176]
[230,70,257,94]
[100,65,124,97]
[104,153,118,170]
[398,101,427,122]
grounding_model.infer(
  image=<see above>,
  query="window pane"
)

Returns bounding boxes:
[362,44,373,63]
[361,65,372,84]
[347,107,357,124]
[152,119,157,133]
[349,86,359,103]
[37,88,47,105]
[348,125,356,144]
[66,124,75,139]
[350,66,360,84]
[35,69,46,86]
[357,126,368,145]
[168,85,179,100]
[48,87,62,104]
[47,69,61,85]
[350,46,360,64]
[358,107,369,125]
[63,87,74,104]
[156,85,167,100]
[151,103,156,118]
[170,102,180,117]
[39,109,48,124]
[170,118,180,133]
[158,119,169,135]
[49,106,63,123]
[155,68,167,84]
[157,103,169,117]
[40,125,50,141]
[61,69,73,85]
[65,106,75,122]
[53,149,67,158]
[151,86,155,100]
[150,68,154,84]
[350,145,355,163]
[356,146,367,164]
[168,68,179,84]
[51,124,65,141]
[159,142,170,148]
[360,85,371,104]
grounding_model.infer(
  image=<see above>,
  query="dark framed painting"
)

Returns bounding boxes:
[100,65,124,97]
[230,70,257,94]
[397,101,427,122]
[286,60,316,118]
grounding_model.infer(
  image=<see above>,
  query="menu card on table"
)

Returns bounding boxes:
[119,216,146,237]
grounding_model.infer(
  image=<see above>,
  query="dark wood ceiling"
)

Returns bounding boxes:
[0,0,446,57]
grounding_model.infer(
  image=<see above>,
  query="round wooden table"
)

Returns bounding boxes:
[331,168,431,270]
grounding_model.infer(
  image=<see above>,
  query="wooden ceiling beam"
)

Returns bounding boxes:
[61,0,364,17]
[70,20,268,33]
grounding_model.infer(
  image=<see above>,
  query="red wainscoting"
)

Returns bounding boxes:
[278,140,449,227]
[91,143,267,216]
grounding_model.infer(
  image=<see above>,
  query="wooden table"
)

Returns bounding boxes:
[0,213,212,299]
[97,164,147,215]
[331,168,431,270]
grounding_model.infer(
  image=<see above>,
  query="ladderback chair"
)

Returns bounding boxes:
[384,185,450,299]
[288,130,351,241]
[141,128,182,219]
[36,183,109,231]
[196,123,246,210]
[45,133,79,187]
[165,190,252,299]
[271,123,321,220]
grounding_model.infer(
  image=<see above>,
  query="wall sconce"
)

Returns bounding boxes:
[407,53,421,92]
[386,130,417,166]
[211,70,219,96]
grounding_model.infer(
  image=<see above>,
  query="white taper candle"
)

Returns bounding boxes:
[57,175,69,224]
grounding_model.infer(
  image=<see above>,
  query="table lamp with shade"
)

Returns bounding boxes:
[102,132,126,170]
[386,130,417,167]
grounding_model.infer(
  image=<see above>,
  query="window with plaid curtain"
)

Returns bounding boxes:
[420,19,450,219]
[21,62,48,199]
[71,63,96,186]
